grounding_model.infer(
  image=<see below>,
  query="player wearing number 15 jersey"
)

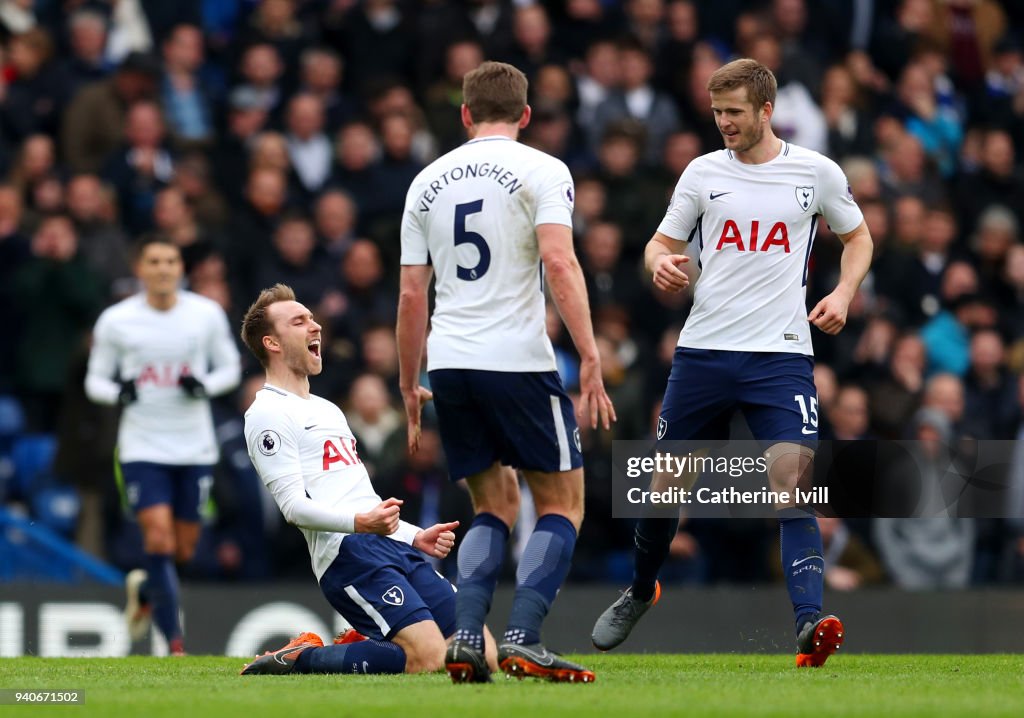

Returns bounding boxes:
[591,59,874,667]
[398,62,614,682]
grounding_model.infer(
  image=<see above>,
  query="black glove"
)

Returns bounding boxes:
[179,374,207,399]
[118,379,137,406]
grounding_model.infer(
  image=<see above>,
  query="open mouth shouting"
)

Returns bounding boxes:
[308,338,321,359]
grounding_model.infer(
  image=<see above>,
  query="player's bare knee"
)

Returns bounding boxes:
[764,443,815,502]
[466,465,520,527]
[142,531,174,555]
[403,636,446,673]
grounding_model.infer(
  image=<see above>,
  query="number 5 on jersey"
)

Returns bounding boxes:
[323,437,361,470]
[455,200,490,281]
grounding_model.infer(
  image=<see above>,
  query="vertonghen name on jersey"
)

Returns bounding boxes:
[417,163,523,212]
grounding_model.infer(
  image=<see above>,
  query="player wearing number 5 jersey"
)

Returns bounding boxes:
[239,284,497,677]
[85,237,242,655]
[398,62,615,683]
[591,59,874,667]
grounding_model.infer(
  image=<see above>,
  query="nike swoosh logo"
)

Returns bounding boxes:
[801,427,817,435]
[514,646,555,666]
[709,191,731,200]
[272,646,307,664]
[304,425,317,430]
[792,555,824,566]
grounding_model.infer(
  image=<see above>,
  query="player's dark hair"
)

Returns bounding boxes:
[241,283,297,367]
[133,234,180,262]
[707,58,777,111]
[463,61,528,124]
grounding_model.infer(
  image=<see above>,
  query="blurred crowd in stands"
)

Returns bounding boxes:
[2,0,1024,589]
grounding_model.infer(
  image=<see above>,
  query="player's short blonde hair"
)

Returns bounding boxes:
[241,283,296,367]
[707,58,777,111]
[463,61,528,124]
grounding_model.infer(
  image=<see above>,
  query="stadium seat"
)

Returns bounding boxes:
[10,433,59,500]
[31,486,81,538]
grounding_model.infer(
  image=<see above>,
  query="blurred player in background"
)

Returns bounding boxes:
[591,59,873,667]
[238,284,497,676]
[397,61,615,683]
[85,236,241,655]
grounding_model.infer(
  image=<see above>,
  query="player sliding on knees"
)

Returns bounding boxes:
[591,59,871,668]
[238,284,497,676]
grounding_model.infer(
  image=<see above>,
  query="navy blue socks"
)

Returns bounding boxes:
[630,517,679,603]
[778,514,824,632]
[504,514,578,645]
[294,640,406,674]
[454,512,509,651]
[144,553,181,643]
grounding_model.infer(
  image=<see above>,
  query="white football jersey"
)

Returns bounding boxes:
[658,142,864,355]
[85,291,241,464]
[400,136,575,372]
[244,385,418,580]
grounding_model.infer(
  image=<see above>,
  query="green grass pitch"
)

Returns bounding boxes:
[2,655,1023,717]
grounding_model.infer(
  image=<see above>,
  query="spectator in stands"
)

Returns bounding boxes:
[101,100,175,236]
[232,43,285,122]
[160,24,214,148]
[226,167,288,301]
[297,47,356,133]
[956,128,1024,238]
[254,212,335,312]
[284,93,332,201]
[339,238,395,336]
[589,37,681,166]
[830,385,873,440]
[962,329,1019,440]
[867,331,926,439]
[212,87,273,208]
[63,9,110,93]
[1,27,72,142]
[329,121,386,236]
[66,173,132,295]
[151,186,218,274]
[345,372,405,478]
[14,215,104,431]
[822,63,876,159]
[873,408,976,589]
[61,51,160,173]
[424,40,484,154]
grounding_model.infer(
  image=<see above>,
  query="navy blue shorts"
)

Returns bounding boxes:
[119,462,213,521]
[658,348,818,446]
[319,534,456,641]
[429,369,583,480]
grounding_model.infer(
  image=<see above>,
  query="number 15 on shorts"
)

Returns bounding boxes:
[794,394,818,435]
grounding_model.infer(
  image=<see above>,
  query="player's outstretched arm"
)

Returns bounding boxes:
[807,220,873,336]
[538,223,616,430]
[644,232,691,293]
[84,316,123,405]
[412,520,459,559]
[397,264,435,453]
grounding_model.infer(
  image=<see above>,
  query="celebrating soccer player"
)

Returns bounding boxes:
[397,61,616,683]
[85,237,242,655]
[591,59,873,668]
[237,284,497,676]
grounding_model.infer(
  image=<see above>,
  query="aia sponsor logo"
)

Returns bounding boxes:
[714,220,791,253]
